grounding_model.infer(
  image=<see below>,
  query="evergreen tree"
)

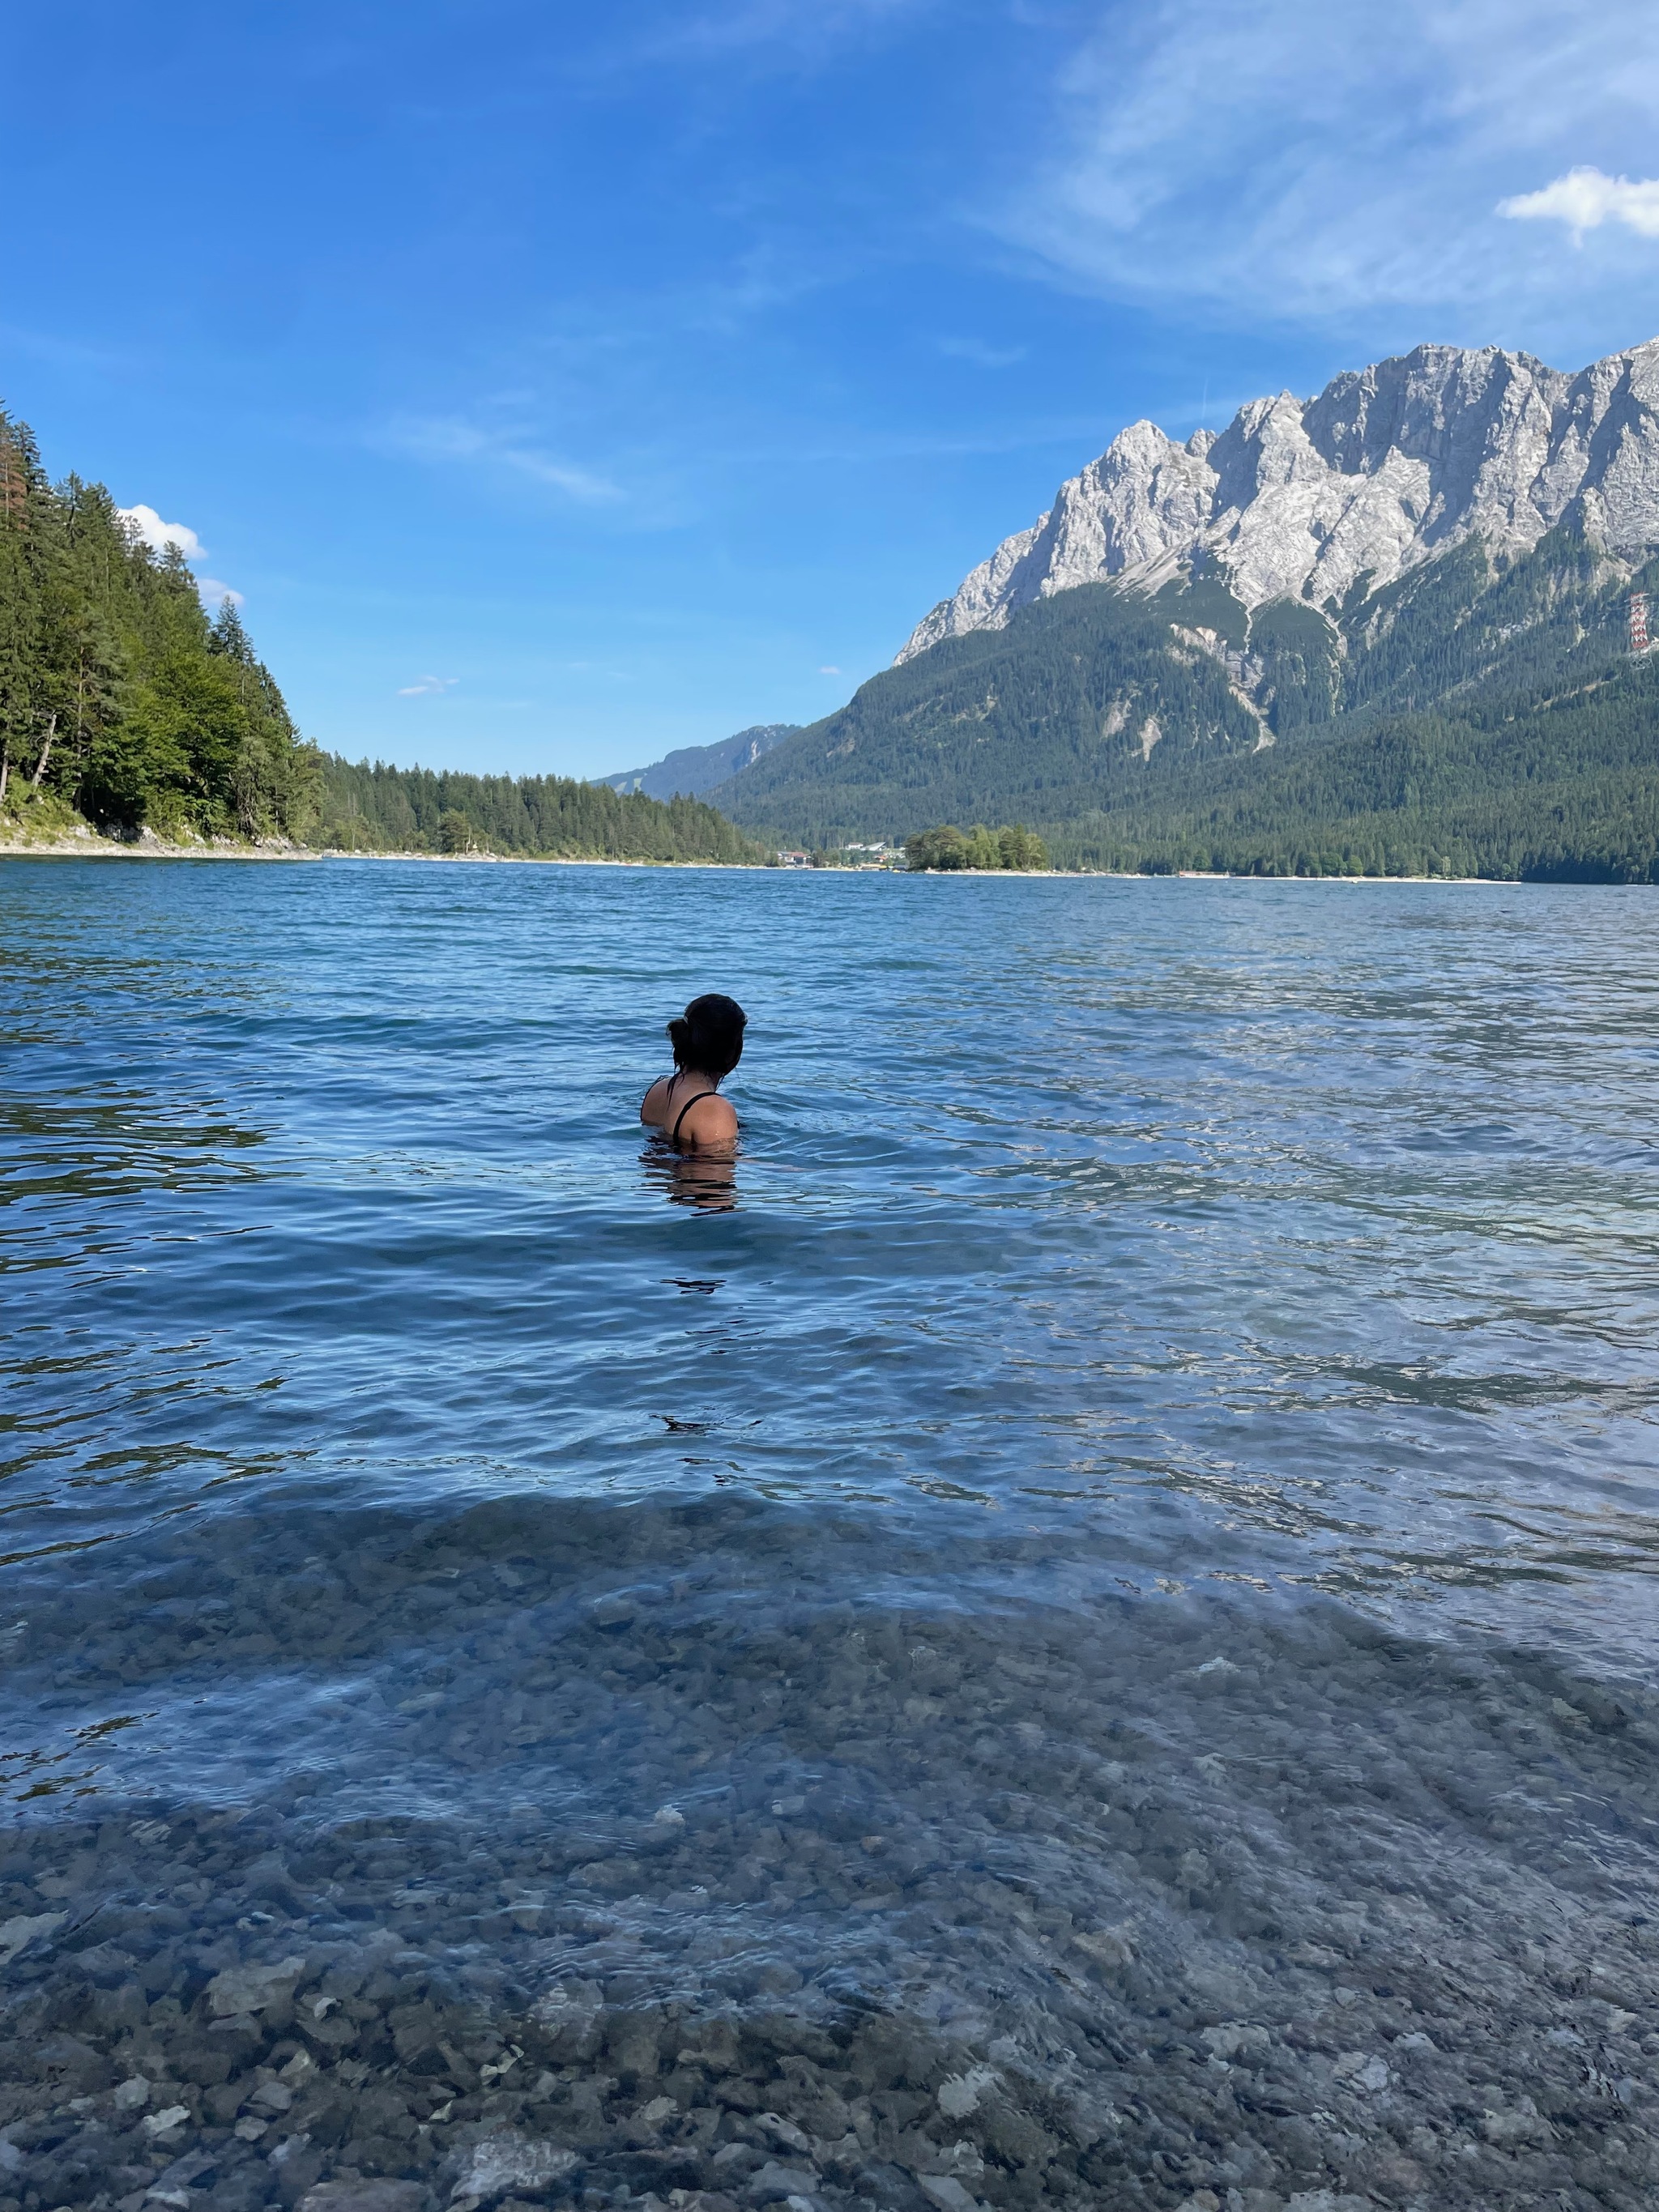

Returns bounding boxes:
[0,412,45,803]
[36,477,129,799]
[0,404,761,865]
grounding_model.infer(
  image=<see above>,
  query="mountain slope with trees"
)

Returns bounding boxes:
[0,406,772,867]
[0,408,316,842]
[598,722,800,800]
[709,527,1659,879]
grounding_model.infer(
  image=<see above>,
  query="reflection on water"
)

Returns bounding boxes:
[642,1133,740,1212]
[2,859,1658,2211]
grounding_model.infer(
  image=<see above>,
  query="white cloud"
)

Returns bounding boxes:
[197,578,244,609]
[117,503,203,559]
[996,0,1659,333]
[1499,166,1659,242]
[398,675,458,697]
[818,664,842,674]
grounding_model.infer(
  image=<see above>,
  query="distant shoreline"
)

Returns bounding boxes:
[0,833,1571,884]
[0,835,761,870]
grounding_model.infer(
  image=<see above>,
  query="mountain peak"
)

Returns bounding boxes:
[897,338,1659,663]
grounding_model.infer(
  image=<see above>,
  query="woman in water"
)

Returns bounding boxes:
[641,992,745,1151]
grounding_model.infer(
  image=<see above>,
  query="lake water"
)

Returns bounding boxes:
[3,857,1658,2212]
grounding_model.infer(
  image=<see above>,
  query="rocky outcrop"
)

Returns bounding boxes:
[898,339,1659,660]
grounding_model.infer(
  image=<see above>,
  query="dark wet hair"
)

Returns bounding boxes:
[668,992,747,1080]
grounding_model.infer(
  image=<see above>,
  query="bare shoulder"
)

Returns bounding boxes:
[676,1093,739,1149]
[641,1076,673,1127]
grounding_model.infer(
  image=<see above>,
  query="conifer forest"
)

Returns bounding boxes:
[0,409,315,841]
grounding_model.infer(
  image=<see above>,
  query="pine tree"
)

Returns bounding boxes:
[36,477,127,797]
[0,411,45,803]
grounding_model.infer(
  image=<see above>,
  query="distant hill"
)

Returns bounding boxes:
[705,338,1659,881]
[599,723,800,801]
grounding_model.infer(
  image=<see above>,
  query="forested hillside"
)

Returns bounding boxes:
[0,409,316,841]
[710,529,1659,879]
[0,406,770,866]
[316,756,771,864]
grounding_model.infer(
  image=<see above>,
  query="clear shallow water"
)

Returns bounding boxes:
[3,858,1659,2212]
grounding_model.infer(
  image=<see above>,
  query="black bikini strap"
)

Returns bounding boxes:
[671,1089,717,1140]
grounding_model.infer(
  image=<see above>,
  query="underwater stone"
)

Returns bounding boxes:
[297,2183,430,2212]
[446,2131,580,2205]
[207,1957,309,2017]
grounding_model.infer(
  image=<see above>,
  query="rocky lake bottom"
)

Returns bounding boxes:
[3,861,1657,2212]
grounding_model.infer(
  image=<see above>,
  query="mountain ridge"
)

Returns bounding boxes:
[899,338,1659,662]
[599,722,800,802]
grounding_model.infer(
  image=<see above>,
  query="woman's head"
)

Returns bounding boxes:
[667,992,747,1080]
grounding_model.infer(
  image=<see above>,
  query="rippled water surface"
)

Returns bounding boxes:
[4,857,1659,2212]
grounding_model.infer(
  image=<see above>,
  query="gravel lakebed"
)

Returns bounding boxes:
[2,1497,1657,2212]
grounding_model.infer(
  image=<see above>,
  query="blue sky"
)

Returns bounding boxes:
[7,1,1659,778]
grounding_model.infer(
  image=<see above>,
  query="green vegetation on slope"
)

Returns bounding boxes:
[711,574,1264,849]
[316,756,772,865]
[0,405,768,867]
[1044,663,1659,879]
[1,404,320,836]
[0,409,316,841]
[710,531,1659,880]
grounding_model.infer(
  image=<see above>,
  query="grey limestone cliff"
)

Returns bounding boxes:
[898,339,1659,661]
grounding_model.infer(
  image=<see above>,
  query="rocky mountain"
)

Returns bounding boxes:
[599,723,799,802]
[707,503,1659,879]
[900,339,1659,661]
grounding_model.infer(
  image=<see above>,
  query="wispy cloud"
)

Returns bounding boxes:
[937,337,1028,369]
[621,0,931,68]
[118,504,203,559]
[398,675,458,697]
[996,0,1659,330]
[818,664,842,674]
[1499,166,1659,243]
[197,578,244,609]
[386,416,622,502]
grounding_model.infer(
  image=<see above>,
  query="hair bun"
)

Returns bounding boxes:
[666,994,747,1078]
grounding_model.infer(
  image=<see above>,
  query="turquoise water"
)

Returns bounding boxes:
[3,858,1658,2210]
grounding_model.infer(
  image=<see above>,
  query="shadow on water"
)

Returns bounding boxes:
[640,1137,740,1214]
